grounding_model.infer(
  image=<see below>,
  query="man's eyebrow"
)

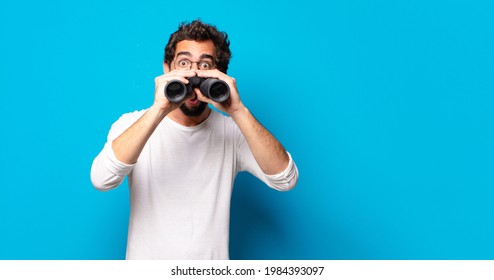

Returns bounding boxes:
[200,54,214,60]
[176,52,214,60]
[176,51,192,57]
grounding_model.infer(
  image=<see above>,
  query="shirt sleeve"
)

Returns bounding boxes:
[90,111,141,191]
[235,125,299,192]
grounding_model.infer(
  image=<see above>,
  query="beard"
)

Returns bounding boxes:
[179,101,208,117]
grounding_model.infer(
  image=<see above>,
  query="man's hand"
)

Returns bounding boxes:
[153,69,197,112]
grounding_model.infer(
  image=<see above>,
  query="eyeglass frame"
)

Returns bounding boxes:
[171,53,217,71]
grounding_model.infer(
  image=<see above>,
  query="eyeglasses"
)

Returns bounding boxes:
[172,57,216,70]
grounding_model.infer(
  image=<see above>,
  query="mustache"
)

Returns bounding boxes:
[179,101,208,117]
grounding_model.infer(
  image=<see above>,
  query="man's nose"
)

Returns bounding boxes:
[190,62,199,70]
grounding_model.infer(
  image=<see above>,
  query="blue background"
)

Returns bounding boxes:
[1,0,493,259]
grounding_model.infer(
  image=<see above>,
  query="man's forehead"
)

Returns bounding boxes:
[175,40,215,56]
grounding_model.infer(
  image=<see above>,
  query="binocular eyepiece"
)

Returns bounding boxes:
[164,76,230,103]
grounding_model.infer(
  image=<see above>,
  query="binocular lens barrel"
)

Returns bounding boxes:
[164,77,230,103]
[165,81,188,103]
[199,79,230,103]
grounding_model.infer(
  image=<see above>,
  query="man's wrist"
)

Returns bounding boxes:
[229,103,248,120]
[149,103,171,121]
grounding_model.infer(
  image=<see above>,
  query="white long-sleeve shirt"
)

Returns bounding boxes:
[90,109,298,259]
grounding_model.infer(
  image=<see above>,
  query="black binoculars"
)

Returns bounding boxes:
[164,76,230,103]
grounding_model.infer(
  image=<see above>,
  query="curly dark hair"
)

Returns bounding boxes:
[164,20,231,73]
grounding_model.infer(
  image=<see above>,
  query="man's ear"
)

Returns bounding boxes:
[163,62,170,73]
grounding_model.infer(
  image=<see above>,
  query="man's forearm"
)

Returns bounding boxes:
[231,104,290,175]
[112,104,170,164]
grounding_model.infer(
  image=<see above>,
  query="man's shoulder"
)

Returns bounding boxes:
[208,110,244,143]
[209,110,240,130]
[210,109,227,120]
